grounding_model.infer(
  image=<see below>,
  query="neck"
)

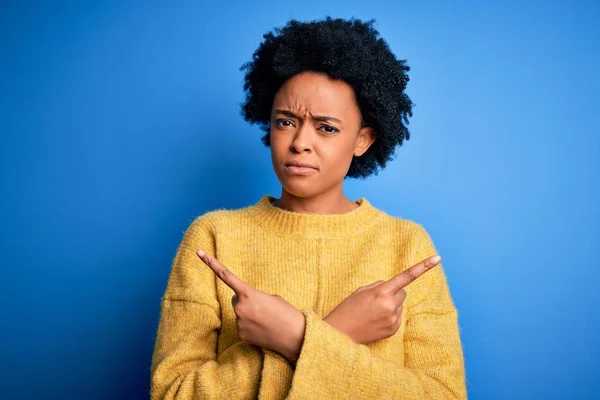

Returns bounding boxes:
[272,188,358,215]
[249,194,383,239]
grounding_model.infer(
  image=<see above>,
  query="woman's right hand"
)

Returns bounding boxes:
[323,255,442,345]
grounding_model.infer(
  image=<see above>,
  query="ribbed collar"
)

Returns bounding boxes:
[246,194,384,239]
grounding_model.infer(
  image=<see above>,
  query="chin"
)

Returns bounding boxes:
[274,165,334,199]
[282,185,315,199]
[277,179,319,199]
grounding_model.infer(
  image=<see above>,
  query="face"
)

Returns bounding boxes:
[269,71,375,199]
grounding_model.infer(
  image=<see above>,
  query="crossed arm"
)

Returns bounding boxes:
[150,219,467,399]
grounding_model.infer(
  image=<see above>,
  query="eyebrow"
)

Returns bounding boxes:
[275,109,342,123]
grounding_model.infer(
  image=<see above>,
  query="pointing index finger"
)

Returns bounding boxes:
[197,249,249,295]
[380,255,441,293]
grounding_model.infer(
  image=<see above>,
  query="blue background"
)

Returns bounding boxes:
[1,1,598,398]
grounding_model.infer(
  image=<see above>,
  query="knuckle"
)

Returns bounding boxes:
[397,305,403,318]
[374,285,388,297]
[383,300,397,314]
[405,268,417,282]
[217,268,229,281]
[387,314,397,326]
[234,303,248,317]
[398,289,407,301]
[385,323,399,337]
[237,316,245,327]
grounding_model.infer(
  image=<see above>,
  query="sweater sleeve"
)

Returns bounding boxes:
[150,214,263,399]
[285,224,467,400]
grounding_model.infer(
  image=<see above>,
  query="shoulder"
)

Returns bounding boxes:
[184,202,259,237]
[366,203,437,255]
[370,206,430,240]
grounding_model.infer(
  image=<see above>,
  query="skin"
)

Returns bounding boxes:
[269,71,376,214]
[197,249,441,362]
[197,71,441,362]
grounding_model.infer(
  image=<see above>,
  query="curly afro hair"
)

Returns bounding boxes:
[240,17,414,179]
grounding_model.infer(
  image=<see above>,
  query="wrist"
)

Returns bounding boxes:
[324,314,359,344]
[324,313,341,331]
[283,311,306,363]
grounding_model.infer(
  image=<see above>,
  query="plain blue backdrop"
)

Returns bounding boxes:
[1,1,598,399]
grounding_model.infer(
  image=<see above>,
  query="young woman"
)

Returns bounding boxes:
[151,17,467,399]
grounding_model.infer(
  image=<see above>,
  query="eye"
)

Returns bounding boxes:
[318,124,339,135]
[274,118,294,128]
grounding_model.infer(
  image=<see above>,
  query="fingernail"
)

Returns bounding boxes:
[197,250,205,258]
[431,255,441,264]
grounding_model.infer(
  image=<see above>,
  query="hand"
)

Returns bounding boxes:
[324,255,441,345]
[196,250,306,362]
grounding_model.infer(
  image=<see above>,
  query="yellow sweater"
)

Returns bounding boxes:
[151,195,467,399]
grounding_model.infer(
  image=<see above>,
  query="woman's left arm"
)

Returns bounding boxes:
[284,225,467,400]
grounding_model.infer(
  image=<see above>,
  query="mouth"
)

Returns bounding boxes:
[284,162,319,176]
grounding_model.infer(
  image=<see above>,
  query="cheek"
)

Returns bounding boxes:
[270,132,291,169]
[319,139,355,166]
[270,134,285,158]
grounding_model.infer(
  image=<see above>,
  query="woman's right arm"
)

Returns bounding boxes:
[150,214,263,400]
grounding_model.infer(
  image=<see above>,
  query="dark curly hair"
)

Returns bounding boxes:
[240,17,414,179]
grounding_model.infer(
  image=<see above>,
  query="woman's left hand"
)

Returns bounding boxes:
[197,249,306,362]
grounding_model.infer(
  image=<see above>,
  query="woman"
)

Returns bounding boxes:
[151,17,467,399]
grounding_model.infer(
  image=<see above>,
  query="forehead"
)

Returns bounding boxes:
[272,72,360,118]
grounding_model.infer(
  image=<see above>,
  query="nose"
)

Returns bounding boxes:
[289,123,313,154]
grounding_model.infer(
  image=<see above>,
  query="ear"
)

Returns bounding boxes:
[353,126,376,157]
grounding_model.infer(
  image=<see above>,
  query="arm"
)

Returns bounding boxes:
[150,214,263,400]
[285,224,467,399]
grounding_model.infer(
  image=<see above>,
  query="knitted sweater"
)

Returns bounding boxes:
[150,195,467,399]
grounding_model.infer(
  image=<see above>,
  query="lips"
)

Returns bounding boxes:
[284,161,319,170]
[284,160,319,176]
